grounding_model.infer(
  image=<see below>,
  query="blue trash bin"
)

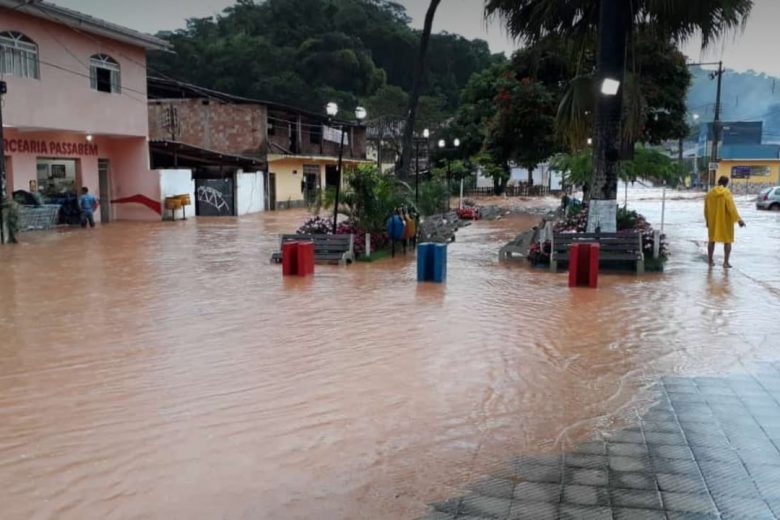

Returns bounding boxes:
[417,242,447,283]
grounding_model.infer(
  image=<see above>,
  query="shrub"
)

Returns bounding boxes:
[536,204,669,267]
[417,180,449,217]
[296,216,333,235]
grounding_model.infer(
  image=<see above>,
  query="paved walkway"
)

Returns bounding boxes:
[424,362,780,520]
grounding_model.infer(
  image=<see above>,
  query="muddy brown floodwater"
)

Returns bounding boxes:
[1,188,779,519]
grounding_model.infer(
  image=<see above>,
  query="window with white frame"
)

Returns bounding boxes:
[90,54,121,94]
[0,31,40,79]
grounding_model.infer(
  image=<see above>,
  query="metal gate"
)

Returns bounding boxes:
[195,178,235,216]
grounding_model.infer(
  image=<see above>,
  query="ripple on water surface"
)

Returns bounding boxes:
[1,194,779,519]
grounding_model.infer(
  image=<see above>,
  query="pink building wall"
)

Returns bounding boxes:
[3,130,160,222]
[1,7,150,137]
[1,6,164,222]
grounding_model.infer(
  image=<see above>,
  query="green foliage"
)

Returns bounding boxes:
[550,150,592,187]
[319,165,411,232]
[416,180,449,217]
[488,77,557,179]
[552,146,688,188]
[473,152,510,194]
[485,0,753,50]
[150,0,498,117]
[454,63,509,159]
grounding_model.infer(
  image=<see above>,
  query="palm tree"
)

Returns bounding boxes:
[486,0,752,230]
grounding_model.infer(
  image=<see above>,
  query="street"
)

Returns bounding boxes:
[1,189,779,519]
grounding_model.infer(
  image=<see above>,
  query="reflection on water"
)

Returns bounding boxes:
[1,191,779,519]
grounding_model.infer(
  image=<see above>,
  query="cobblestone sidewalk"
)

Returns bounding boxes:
[423,363,780,520]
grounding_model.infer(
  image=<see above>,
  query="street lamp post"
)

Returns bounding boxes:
[438,137,460,210]
[326,103,367,234]
[414,128,430,206]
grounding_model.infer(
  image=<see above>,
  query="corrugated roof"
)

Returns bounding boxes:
[147,76,362,127]
[0,0,171,51]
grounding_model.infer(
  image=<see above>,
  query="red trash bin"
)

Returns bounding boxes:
[297,241,315,276]
[282,241,299,277]
[568,242,600,288]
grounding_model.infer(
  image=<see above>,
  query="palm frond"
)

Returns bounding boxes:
[556,75,594,152]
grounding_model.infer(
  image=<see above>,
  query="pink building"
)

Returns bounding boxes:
[1,0,170,222]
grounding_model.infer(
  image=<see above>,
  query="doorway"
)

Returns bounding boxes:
[325,165,339,188]
[268,172,277,210]
[98,159,111,223]
[37,158,81,225]
[303,172,319,205]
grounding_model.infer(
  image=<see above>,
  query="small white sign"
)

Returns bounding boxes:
[708,162,719,172]
[323,125,349,146]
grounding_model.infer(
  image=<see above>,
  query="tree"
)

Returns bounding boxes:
[487,77,558,187]
[552,146,688,201]
[398,0,442,180]
[486,0,753,230]
[149,0,493,118]
[473,152,510,195]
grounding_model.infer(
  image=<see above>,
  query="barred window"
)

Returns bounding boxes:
[90,54,121,94]
[0,31,40,79]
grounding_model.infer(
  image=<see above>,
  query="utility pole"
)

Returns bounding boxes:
[710,61,724,189]
[167,104,179,168]
[1,80,8,245]
[686,61,725,190]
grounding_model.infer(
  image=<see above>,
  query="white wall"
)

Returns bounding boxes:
[237,171,266,216]
[159,169,195,220]
[477,162,561,189]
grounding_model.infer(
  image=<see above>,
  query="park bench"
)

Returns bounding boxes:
[550,231,645,274]
[270,234,355,265]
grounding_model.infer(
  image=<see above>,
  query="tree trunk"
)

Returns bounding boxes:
[527,166,534,186]
[588,0,629,233]
[398,0,441,179]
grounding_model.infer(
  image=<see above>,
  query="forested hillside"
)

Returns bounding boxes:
[149,0,503,120]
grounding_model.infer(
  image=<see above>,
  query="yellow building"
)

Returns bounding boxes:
[715,146,780,193]
[267,154,368,210]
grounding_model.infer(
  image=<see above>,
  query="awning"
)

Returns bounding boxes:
[150,141,266,170]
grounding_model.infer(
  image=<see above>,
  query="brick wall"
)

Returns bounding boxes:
[149,99,267,157]
[149,99,367,160]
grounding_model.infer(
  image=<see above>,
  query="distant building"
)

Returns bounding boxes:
[697,121,763,161]
[147,78,369,210]
[716,144,780,194]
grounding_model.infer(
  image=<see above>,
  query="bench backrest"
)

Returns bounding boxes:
[552,232,642,253]
[280,234,353,253]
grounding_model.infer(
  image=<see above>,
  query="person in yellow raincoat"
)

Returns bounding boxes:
[705,176,746,268]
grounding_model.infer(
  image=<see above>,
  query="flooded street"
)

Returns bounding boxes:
[1,188,779,520]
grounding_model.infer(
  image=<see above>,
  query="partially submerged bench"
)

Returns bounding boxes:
[270,234,354,265]
[550,231,645,274]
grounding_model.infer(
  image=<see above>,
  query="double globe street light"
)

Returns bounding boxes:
[413,128,431,205]
[325,102,367,234]
[438,137,461,210]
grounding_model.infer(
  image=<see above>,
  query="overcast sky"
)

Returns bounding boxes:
[56,0,780,76]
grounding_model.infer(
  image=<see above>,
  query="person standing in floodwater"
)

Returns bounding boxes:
[79,187,98,228]
[705,176,745,268]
